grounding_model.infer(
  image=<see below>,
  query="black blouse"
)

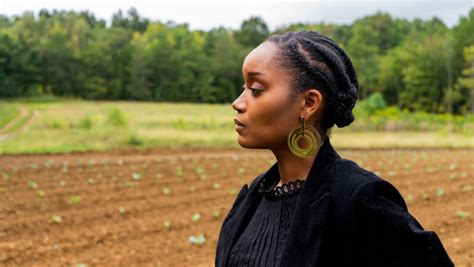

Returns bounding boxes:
[227,175,306,266]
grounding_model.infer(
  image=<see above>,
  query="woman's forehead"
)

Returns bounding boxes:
[242,42,282,78]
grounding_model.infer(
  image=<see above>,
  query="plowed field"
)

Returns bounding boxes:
[0,148,472,266]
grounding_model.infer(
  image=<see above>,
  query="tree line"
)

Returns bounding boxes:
[0,7,473,114]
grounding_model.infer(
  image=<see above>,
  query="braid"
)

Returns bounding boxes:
[286,41,335,101]
[267,30,359,129]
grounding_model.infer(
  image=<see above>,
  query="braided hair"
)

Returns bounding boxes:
[267,31,359,130]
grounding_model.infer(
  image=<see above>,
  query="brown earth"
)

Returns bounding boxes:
[0,147,472,266]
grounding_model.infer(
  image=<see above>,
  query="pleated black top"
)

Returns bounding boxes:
[227,175,306,266]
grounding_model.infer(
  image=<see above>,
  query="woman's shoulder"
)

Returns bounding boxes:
[331,157,407,210]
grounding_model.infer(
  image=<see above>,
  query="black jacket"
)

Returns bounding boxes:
[215,137,454,267]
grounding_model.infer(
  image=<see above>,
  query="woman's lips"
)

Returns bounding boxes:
[234,118,245,131]
[234,118,245,126]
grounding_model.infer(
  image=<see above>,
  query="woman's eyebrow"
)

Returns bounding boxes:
[247,71,265,78]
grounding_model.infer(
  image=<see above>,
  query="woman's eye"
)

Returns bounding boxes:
[249,88,262,96]
[241,84,262,96]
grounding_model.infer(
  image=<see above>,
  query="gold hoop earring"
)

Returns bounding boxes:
[287,116,322,157]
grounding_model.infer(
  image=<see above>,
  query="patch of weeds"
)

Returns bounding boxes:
[126,134,143,146]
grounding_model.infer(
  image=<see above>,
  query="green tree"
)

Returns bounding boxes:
[456,45,474,114]
[234,16,269,48]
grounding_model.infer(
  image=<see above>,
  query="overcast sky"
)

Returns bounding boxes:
[1,0,472,30]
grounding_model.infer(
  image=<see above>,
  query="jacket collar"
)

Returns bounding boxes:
[219,136,341,266]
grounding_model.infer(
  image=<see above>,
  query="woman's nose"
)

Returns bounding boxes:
[232,94,246,113]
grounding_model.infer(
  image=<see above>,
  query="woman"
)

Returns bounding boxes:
[215,31,453,267]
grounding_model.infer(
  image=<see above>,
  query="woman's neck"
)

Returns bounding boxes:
[271,148,318,187]
[270,132,326,187]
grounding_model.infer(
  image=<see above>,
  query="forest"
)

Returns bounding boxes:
[0,7,473,115]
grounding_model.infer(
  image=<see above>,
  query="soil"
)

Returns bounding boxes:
[0,147,472,266]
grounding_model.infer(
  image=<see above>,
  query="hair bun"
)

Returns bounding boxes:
[333,83,358,127]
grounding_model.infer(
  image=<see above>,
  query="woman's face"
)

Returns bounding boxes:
[232,41,304,150]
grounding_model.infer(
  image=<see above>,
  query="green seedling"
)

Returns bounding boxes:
[76,159,83,166]
[50,215,62,224]
[71,195,82,205]
[449,163,457,171]
[163,220,172,229]
[238,167,246,175]
[212,210,221,219]
[37,190,46,197]
[435,188,445,197]
[124,181,133,188]
[462,184,472,191]
[175,166,183,177]
[421,192,430,200]
[212,182,221,189]
[59,180,66,187]
[406,193,414,202]
[456,210,468,219]
[227,188,238,196]
[195,166,204,175]
[189,233,206,246]
[44,159,53,168]
[119,207,126,215]
[28,180,38,189]
[87,178,96,185]
[425,167,434,174]
[163,187,171,195]
[191,213,201,222]
[131,172,141,180]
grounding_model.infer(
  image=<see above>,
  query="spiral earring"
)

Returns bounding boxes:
[287,116,322,157]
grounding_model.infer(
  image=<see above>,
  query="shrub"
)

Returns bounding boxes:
[106,107,128,127]
[357,92,387,116]
[78,115,93,129]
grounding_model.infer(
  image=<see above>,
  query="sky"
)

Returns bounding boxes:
[1,0,472,30]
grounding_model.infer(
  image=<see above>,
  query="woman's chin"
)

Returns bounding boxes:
[236,136,266,149]
[236,136,254,149]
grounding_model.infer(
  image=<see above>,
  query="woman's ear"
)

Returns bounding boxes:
[302,89,323,118]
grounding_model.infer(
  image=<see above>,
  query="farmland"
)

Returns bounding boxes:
[0,100,473,266]
[0,147,472,266]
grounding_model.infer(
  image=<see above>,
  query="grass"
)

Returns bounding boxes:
[0,105,20,130]
[2,109,34,134]
[0,98,472,154]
